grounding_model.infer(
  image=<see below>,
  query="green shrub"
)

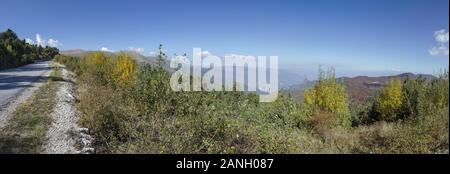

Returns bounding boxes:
[56,47,448,154]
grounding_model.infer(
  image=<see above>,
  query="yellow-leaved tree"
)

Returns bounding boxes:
[112,52,137,87]
[303,67,351,128]
[79,52,113,85]
[375,78,403,121]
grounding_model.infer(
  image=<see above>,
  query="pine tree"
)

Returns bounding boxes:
[156,44,166,68]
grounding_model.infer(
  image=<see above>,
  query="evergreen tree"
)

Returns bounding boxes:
[0,29,59,69]
[156,44,166,68]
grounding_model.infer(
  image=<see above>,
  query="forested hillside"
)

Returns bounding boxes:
[0,29,59,69]
[54,49,449,154]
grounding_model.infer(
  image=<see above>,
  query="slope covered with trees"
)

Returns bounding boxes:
[54,46,448,154]
[0,29,59,69]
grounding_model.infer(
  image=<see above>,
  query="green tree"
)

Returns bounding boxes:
[156,44,166,68]
[427,71,449,110]
[0,29,59,69]
[400,77,427,119]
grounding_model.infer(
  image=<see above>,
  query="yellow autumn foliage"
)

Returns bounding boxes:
[303,68,351,128]
[112,53,137,87]
[79,52,104,70]
[77,52,136,87]
[375,78,403,121]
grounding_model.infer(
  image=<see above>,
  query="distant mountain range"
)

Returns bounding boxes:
[284,72,436,103]
[61,49,436,103]
[339,73,436,103]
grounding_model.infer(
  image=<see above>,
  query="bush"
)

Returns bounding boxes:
[400,77,427,119]
[54,54,80,73]
[56,46,448,154]
[355,107,448,154]
[374,78,403,121]
[112,52,137,88]
[303,67,351,128]
[358,72,449,153]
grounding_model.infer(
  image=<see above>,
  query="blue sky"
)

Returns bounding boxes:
[1,0,448,76]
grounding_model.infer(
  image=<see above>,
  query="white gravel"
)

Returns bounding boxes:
[43,66,93,154]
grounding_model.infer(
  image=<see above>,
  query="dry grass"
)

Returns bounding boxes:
[0,67,61,154]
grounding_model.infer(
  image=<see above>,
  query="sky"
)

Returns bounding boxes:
[1,0,449,76]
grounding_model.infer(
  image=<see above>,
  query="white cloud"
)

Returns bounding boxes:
[430,29,449,56]
[434,29,449,43]
[25,34,62,47]
[36,34,45,46]
[128,47,145,54]
[48,39,62,47]
[429,45,449,56]
[25,38,34,44]
[100,47,114,52]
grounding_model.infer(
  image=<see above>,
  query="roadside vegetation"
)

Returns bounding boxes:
[0,67,61,153]
[0,29,59,69]
[54,47,449,154]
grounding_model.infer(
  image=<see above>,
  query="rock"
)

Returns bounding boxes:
[80,133,92,140]
[80,139,91,147]
[77,127,89,134]
[81,147,95,154]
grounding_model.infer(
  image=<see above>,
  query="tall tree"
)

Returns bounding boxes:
[156,44,166,68]
[0,29,59,69]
